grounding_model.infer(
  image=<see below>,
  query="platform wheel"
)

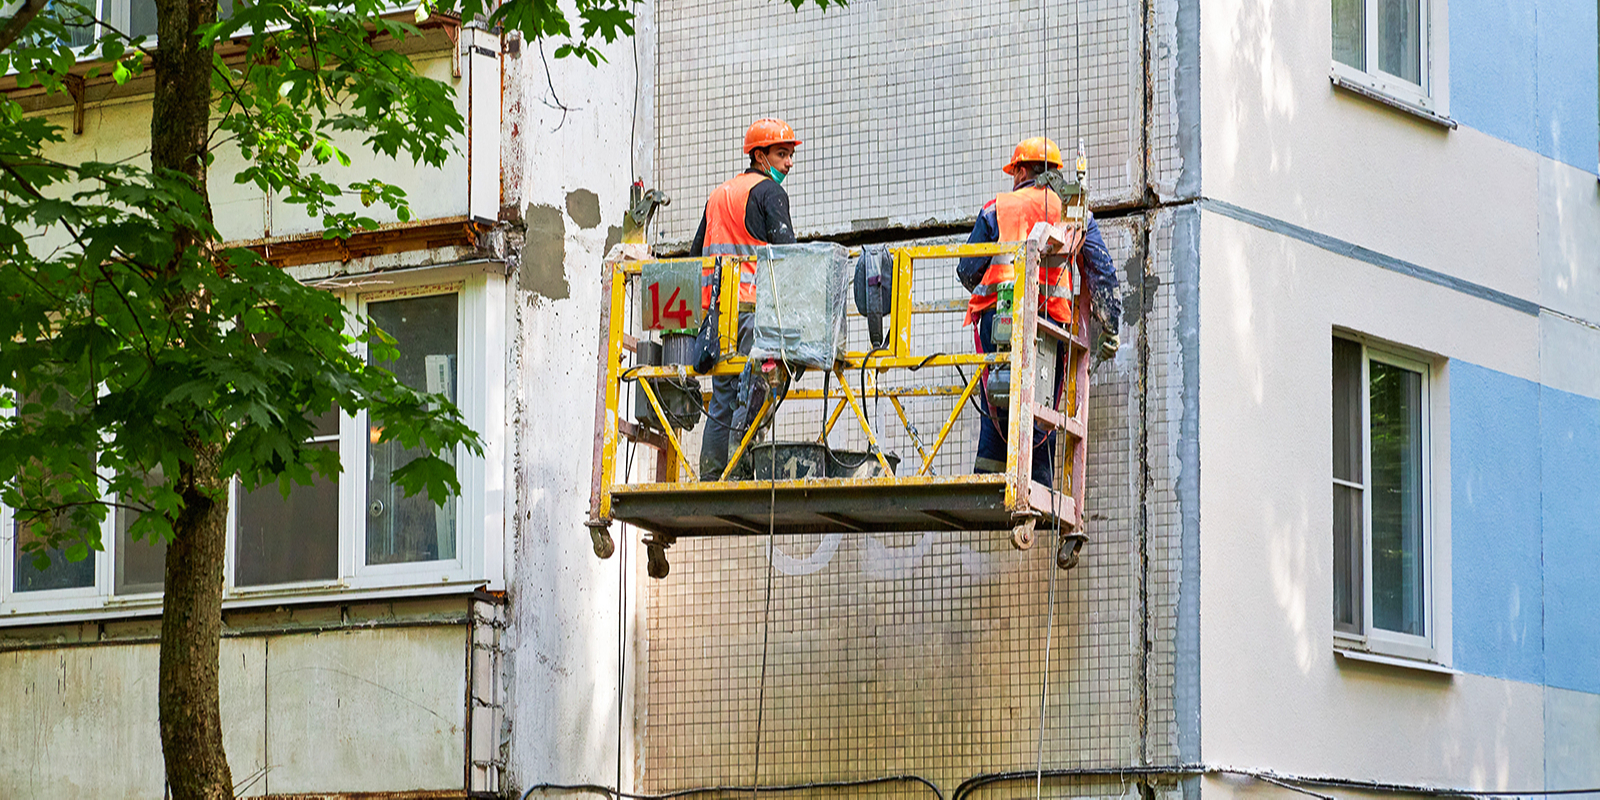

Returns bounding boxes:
[1056,533,1088,571]
[1010,521,1035,551]
[646,543,671,579]
[588,525,615,559]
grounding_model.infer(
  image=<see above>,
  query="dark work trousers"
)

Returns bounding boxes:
[700,311,755,480]
[973,307,1064,486]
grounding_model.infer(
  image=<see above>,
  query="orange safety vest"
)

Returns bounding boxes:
[699,172,767,309]
[964,185,1076,326]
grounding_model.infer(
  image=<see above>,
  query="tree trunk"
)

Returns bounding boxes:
[159,440,234,800]
[151,0,230,796]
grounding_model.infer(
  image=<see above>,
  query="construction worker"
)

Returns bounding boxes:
[690,117,801,480]
[956,136,1122,482]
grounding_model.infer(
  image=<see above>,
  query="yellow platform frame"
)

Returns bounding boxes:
[586,222,1095,578]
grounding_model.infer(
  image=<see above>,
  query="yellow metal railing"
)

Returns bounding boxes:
[586,233,1095,573]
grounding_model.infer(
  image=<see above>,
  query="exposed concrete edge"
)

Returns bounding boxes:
[1173,0,1202,201]
[1198,198,1545,318]
[1168,203,1203,781]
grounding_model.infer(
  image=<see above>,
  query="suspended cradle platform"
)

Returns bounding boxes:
[587,189,1098,579]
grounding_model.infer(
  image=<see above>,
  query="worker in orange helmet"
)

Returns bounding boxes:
[690,117,801,480]
[955,136,1122,481]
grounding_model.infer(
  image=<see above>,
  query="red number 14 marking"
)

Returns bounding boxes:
[648,282,693,329]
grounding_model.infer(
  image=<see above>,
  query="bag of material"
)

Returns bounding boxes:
[853,244,894,350]
[749,242,850,369]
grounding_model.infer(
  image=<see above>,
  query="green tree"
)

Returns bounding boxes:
[0,0,824,796]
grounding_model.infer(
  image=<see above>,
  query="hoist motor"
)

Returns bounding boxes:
[634,338,702,432]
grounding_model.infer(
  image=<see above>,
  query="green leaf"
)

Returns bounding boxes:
[112,61,130,85]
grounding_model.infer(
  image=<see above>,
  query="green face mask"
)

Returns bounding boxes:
[766,166,786,185]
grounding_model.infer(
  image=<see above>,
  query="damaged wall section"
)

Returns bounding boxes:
[653,0,1148,245]
[639,214,1189,799]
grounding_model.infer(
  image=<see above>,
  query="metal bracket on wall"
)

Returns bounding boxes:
[64,74,85,135]
[443,21,462,78]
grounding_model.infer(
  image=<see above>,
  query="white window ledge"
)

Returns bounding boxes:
[1331,72,1457,130]
[0,581,488,630]
[1336,647,1460,676]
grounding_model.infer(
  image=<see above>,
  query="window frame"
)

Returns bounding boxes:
[346,281,478,589]
[1332,335,1440,665]
[1330,0,1448,120]
[0,271,505,623]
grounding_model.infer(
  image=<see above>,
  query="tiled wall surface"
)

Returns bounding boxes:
[653,0,1148,246]
[641,215,1189,797]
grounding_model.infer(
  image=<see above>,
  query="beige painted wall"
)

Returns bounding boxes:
[1196,0,1600,791]
[30,49,469,247]
[1199,0,1543,304]
[1196,209,1548,789]
[0,624,467,799]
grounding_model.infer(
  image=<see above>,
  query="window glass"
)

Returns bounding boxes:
[1369,360,1425,636]
[113,464,167,595]
[1377,0,1422,85]
[128,0,156,38]
[366,294,458,566]
[1332,0,1366,69]
[12,520,95,592]
[60,0,97,46]
[236,442,339,586]
[1331,338,1364,632]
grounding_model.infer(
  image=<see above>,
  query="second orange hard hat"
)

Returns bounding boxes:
[1002,136,1064,175]
[744,118,802,154]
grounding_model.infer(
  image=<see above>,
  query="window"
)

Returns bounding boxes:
[1331,0,1441,115]
[49,0,157,46]
[1332,336,1436,661]
[1,273,504,619]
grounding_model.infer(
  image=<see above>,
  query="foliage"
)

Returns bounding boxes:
[0,0,846,576]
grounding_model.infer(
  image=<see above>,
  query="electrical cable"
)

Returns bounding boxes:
[520,775,947,800]
[522,768,1600,800]
[952,764,1600,800]
[750,243,793,798]
[616,443,632,798]
[630,6,639,183]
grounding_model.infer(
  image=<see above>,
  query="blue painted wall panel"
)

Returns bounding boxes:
[1451,362,1545,684]
[1451,0,1539,153]
[1536,0,1600,173]
[1541,386,1600,694]
[1451,0,1599,172]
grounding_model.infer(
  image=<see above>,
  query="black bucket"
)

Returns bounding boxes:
[748,441,829,481]
[826,449,899,479]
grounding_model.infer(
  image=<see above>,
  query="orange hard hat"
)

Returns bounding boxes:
[1002,136,1064,175]
[743,118,802,154]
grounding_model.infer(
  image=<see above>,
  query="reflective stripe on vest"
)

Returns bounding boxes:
[965,186,1075,326]
[700,173,769,308]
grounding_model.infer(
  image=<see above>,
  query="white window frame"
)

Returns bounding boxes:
[0,503,113,617]
[0,271,506,623]
[1332,337,1441,664]
[1330,0,1450,121]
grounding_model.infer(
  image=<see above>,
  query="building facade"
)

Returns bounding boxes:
[1,0,1596,798]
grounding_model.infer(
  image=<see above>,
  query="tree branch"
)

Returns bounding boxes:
[0,0,48,54]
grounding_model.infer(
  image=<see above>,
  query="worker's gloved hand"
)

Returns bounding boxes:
[1091,285,1122,362]
[1094,327,1119,361]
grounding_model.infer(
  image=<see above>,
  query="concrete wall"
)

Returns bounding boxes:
[1198,0,1600,793]
[0,603,473,798]
[631,213,1196,797]
[651,0,1157,246]
[499,3,652,796]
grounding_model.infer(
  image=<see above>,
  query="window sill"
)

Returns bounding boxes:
[0,580,487,630]
[1336,647,1459,676]
[1330,71,1457,130]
